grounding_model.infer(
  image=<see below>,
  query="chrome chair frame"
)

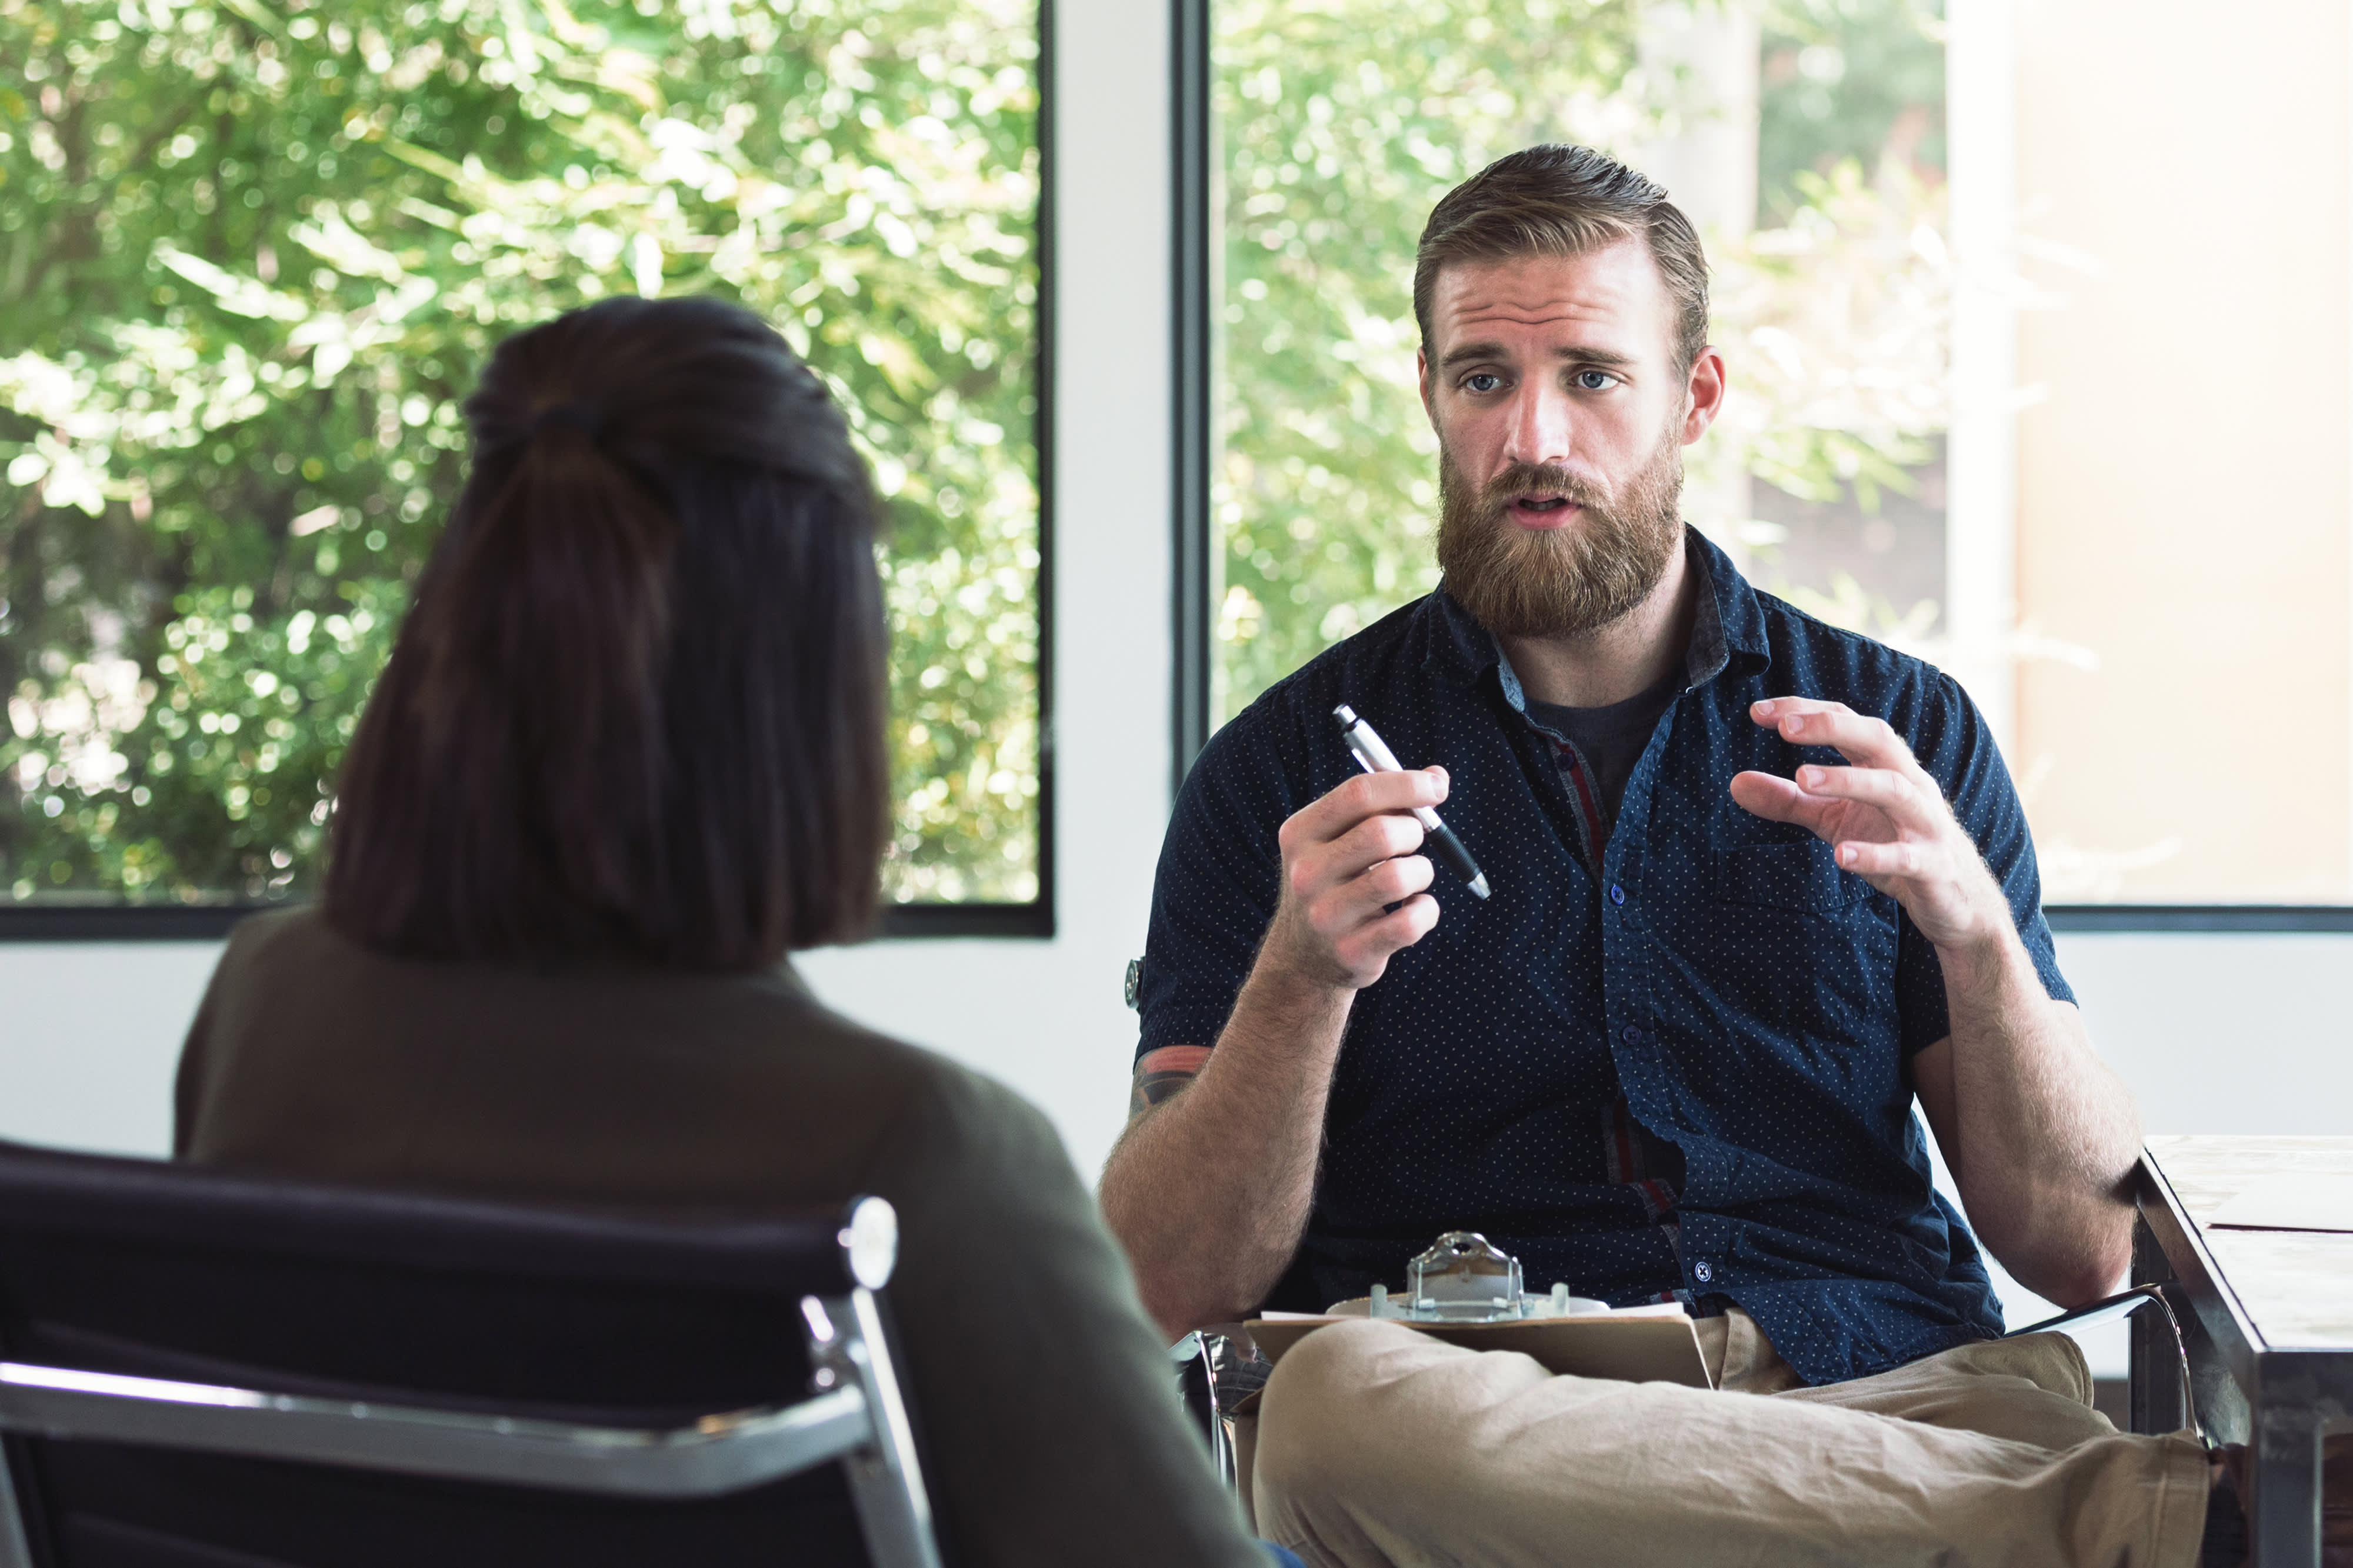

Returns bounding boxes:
[1170,1330,1237,1491]
[0,1192,941,1568]
[2007,1281,2205,1447]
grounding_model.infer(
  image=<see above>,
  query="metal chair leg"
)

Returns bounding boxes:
[0,1444,32,1568]
[1170,1332,1235,1490]
[806,1292,943,1568]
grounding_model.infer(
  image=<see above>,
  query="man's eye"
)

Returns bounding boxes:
[1575,369,1619,391]
[1463,373,1502,394]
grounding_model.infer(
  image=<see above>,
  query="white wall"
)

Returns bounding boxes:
[8,926,2348,1207]
[0,942,218,1158]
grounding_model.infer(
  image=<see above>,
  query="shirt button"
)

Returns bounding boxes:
[1609,883,1625,905]
[1621,1025,1642,1045]
[1694,1260,1714,1283]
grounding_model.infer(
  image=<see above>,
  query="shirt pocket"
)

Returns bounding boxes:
[1715,840,1867,912]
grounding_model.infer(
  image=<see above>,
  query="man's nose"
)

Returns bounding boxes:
[1499,380,1573,469]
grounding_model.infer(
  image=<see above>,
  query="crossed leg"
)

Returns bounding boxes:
[1254,1316,2209,1568]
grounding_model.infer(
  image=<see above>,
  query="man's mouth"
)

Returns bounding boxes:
[1506,493,1582,528]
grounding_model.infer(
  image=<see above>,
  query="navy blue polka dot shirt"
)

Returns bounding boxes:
[1136,531,2072,1386]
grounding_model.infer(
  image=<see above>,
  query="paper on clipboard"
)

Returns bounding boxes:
[1245,1305,1715,1388]
[2207,1173,2353,1234]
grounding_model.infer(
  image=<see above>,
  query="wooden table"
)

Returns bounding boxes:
[2133,1136,2353,1567]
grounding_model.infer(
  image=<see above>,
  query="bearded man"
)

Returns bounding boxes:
[1098,146,2257,1567]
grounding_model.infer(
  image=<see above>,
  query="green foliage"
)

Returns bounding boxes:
[1703,157,1948,515]
[1,0,1041,906]
[1758,0,1945,221]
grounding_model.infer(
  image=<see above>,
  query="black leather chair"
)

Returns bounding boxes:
[0,1140,940,1567]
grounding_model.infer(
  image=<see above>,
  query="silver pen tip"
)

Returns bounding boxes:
[1468,873,1491,900]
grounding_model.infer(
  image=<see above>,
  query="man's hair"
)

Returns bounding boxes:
[1414,144,1710,374]
[324,295,889,968]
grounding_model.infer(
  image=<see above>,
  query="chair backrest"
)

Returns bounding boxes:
[0,1140,939,1568]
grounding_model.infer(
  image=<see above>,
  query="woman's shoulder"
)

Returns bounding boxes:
[185,906,1052,1200]
[211,904,945,1086]
[832,1026,1069,1192]
[214,901,339,970]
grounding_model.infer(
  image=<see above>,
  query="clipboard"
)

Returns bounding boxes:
[1245,1303,1715,1388]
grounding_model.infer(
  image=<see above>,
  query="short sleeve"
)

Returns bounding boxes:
[1892,673,2076,1053]
[1135,700,1307,1059]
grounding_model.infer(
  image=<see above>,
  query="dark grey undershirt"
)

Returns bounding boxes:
[1525,665,1685,839]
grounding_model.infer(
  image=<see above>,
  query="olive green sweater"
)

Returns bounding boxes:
[175,907,1261,1568]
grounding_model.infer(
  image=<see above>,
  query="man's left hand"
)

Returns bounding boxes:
[1728,697,2007,954]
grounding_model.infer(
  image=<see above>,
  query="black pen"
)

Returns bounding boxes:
[1333,705,1490,899]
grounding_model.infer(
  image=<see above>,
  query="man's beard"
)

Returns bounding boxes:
[1433,427,1687,640]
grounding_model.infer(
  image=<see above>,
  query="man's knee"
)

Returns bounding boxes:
[1257,1319,1572,1503]
[1257,1320,1435,1499]
[1783,1330,2113,1449]
[1957,1330,2095,1406]
[1876,1330,2097,1410]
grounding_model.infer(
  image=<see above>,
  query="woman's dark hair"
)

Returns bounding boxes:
[324,296,889,968]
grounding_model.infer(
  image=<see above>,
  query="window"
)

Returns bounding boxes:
[1,0,1050,936]
[1987,0,2350,912]
[1179,0,2353,922]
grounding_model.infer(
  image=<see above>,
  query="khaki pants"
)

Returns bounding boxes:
[1252,1312,2212,1568]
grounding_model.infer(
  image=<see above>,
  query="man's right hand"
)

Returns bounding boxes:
[1258,766,1449,990]
[1101,764,1451,1335]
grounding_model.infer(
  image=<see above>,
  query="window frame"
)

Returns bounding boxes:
[0,0,1058,945]
[1170,0,1217,799]
[1165,0,2350,934]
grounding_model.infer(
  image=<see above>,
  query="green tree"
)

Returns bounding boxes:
[1,0,1042,908]
[1758,0,1944,222]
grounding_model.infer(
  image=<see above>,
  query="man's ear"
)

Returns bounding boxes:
[1416,346,1437,428]
[1681,346,1728,445]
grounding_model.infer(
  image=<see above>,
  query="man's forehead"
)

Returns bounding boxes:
[1427,240,1669,351]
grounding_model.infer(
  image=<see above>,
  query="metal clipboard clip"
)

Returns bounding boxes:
[1363,1232,1610,1323]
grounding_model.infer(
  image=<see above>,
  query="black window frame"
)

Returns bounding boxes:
[1165,0,2352,936]
[1,1,1058,945]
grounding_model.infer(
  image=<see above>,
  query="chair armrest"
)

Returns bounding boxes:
[2004,1283,2205,1447]
[1170,1332,1237,1490]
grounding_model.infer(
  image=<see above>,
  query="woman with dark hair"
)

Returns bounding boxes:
[174,297,1267,1567]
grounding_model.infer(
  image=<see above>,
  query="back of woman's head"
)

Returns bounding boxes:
[324,296,888,968]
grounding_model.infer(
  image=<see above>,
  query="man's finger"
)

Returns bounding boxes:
[1332,892,1441,973]
[1283,767,1448,851]
[1834,838,1936,880]
[1793,762,1942,829]
[1749,696,1854,731]
[1752,698,1929,779]
[1728,769,1839,835]
[1323,810,1428,884]
[1314,852,1437,935]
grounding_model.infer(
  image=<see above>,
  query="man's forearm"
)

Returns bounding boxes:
[1099,968,1352,1338]
[1935,929,2141,1305]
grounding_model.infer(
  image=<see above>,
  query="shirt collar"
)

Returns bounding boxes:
[1691,526,1772,680]
[1427,526,1772,702]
